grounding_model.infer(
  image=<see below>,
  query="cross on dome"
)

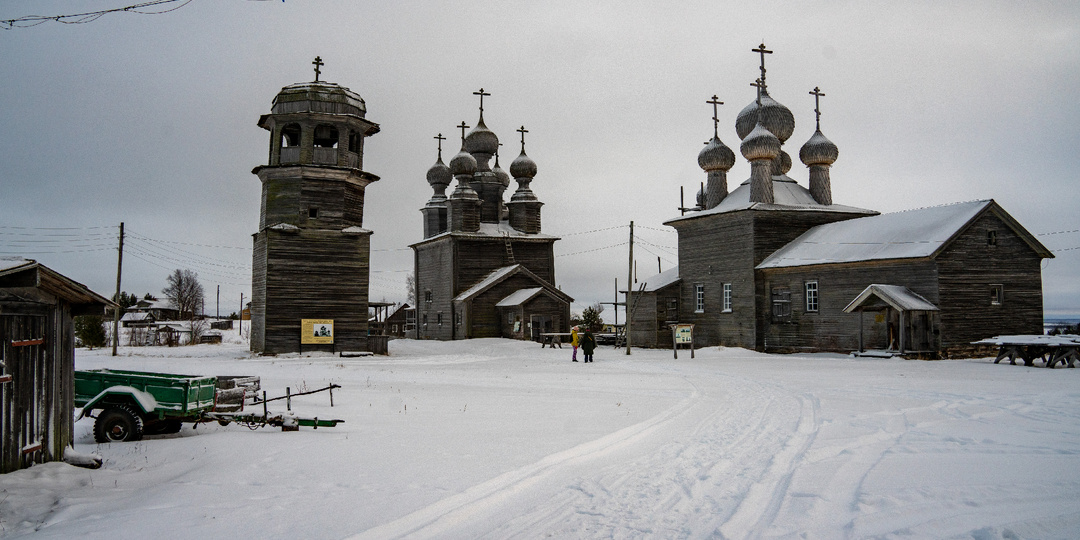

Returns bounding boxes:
[706,95,724,138]
[312,56,324,82]
[473,88,491,117]
[810,87,825,130]
[517,125,529,152]
[750,78,765,107]
[434,133,446,159]
[457,121,470,143]
[752,43,772,90]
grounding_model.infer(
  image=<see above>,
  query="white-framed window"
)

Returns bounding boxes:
[425,290,432,303]
[694,283,705,313]
[990,284,1003,306]
[722,283,732,312]
[805,281,819,312]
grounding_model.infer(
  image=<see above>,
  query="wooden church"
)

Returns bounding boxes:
[629,44,1053,356]
[249,59,381,354]
[411,90,572,340]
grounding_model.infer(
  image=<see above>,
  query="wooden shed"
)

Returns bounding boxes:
[1,258,113,474]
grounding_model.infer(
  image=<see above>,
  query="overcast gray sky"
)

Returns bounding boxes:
[2,0,1078,319]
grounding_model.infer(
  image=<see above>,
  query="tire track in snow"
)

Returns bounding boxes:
[345,379,705,540]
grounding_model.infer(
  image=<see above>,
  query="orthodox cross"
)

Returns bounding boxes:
[750,78,765,107]
[752,42,772,90]
[312,56,324,82]
[434,133,446,159]
[457,121,470,143]
[517,125,529,152]
[706,95,724,138]
[473,88,491,116]
[809,87,825,130]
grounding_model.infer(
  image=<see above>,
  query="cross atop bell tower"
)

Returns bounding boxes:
[312,56,324,82]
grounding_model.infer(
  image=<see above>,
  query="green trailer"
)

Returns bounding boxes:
[75,369,218,442]
[75,369,343,443]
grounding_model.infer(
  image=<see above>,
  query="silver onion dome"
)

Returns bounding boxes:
[736,90,795,143]
[799,129,839,166]
[698,136,736,172]
[740,122,781,161]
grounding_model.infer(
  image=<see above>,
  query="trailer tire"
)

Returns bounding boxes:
[94,405,145,443]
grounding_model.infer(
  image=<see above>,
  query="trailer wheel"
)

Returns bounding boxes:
[94,406,145,443]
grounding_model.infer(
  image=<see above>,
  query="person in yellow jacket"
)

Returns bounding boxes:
[570,326,580,362]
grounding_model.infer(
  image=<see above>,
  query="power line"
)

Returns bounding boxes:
[1,0,194,29]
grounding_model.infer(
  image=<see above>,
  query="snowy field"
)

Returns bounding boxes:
[2,337,1080,539]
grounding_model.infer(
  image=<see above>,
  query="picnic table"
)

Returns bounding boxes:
[540,332,569,348]
[972,335,1080,368]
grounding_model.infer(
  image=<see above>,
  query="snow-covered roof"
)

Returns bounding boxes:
[0,257,34,274]
[665,175,876,225]
[410,221,558,247]
[496,287,545,307]
[757,199,1050,269]
[454,265,522,302]
[121,312,153,322]
[843,284,939,313]
[624,266,680,293]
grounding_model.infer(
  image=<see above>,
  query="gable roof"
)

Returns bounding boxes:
[454,264,573,304]
[496,287,545,307]
[843,284,939,313]
[757,199,1053,269]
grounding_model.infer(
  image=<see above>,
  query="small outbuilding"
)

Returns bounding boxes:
[1,257,113,474]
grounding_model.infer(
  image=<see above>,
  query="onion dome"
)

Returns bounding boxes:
[449,147,477,176]
[735,90,795,143]
[510,150,537,179]
[698,136,736,172]
[799,129,839,166]
[492,154,511,187]
[773,151,793,175]
[465,117,499,155]
[426,156,452,187]
[740,122,781,161]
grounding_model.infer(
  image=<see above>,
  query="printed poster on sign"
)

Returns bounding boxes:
[301,319,334,344]
[674,324,694,344]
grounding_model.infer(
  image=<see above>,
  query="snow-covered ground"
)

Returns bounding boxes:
[2,337,1080,539]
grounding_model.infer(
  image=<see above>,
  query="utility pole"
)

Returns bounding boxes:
[239,293,244,336]
[111,222,124,356]
[626,221,633,355]
[216,285,220,319]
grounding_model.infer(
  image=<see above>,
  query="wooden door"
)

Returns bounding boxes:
[1,313,48,473]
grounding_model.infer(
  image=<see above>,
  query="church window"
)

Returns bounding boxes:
[771,287,792,320]
[990,284,1003,306]
[308,208,319,219]
[987,230,998,247]
[805,281,819,312]
[422,313,428,326]
[457,311,462,325]
[425,290,432,304]
[348,131,361,153]
[437,312,443,325]
[694,284,705,313]
[722,283,732,312]
[280,123,301,147]
[313,124,339,148]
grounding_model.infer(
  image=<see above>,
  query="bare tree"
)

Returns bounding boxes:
[162,269,204,320]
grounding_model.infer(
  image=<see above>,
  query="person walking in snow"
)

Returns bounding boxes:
[582,329,597,363]
[571,325,580,362]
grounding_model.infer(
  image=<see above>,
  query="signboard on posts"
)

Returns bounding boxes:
[671,323,695,359]
[301,319,334,344]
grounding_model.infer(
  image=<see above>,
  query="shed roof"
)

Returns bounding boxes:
[623,266,681,293]
[757,199,1053,269]
[843,284,939,313]
[0,257,115,312]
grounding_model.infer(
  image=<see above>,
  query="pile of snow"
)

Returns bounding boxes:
[1,339,1079,539]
